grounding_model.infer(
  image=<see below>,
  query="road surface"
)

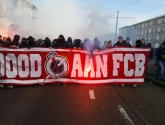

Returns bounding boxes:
[0,81,165,125]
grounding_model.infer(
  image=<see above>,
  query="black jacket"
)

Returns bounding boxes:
[155,46,165,62]
[0,39,3,47]
[67,37,73,48]
[113,41,132,47]
[146,43,153,60]
[53,39,67,48]
[27,36,39,49]
[149,48,153,60]
[54,35,67,48]
[11,35,20,47]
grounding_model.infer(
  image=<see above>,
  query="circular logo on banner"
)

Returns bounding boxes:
[45,52,69,78]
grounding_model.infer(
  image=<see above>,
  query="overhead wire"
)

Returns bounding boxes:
[119,0,140,12]
[136,3,165,16]
[119,3,165,23]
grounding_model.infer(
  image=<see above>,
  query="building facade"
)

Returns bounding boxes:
[0,0,38,36]
[0,0,38,19]
[119,14,165,48]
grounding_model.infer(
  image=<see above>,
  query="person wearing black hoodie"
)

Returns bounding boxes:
[74,39,82,49]
[19,37,27,48]
[2,37,12,47]
[0,34,3,46]
[41,37,51,48]
[27,36,38,49]
[67,37,73,48]
[93,38,100,51]
[51,39,58,48]
[135,39,141,48]
[146,43,153,74]
[155,41,165,81]
[54,34,67,48]
[11,34,20,48]
[146,43,153,60]
[141,38,146,47]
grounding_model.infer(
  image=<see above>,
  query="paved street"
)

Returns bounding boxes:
[0,81,165,125]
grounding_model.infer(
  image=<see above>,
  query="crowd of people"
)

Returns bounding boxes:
[0,34,113,50]
[1,33,164,89]
[0,34,153,50]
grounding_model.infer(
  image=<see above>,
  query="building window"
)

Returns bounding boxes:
[149,21,153,26]
[142,23,145,28]
[138,24,141,29]
[148,36,152,41]
[156,35,160,40]
[157,27,161,32]
[148,29,152,33]
[163,27,165,32]
[152,28,156,33]
[141,30,144,35]
[145,22,148,26]
[158,18,162,25]
[144,36,147,41]
[145,29,148,33]
[155,43,160,48]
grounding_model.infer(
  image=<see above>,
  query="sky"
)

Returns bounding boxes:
[32,0,165,25]
[30,0,165,40]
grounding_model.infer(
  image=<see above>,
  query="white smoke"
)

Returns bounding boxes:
[35,0,115,41]
[0,0,115,42]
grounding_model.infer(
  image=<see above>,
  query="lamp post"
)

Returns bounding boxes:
[115,11,119,43]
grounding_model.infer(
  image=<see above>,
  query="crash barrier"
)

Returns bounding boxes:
[0,47,150,86]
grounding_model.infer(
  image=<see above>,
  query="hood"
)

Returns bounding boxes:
[44,37,51,43]
[13,35,20,42]
[44,37,51,47]
[83,38,91,51]
[146,43,151,48]
[12,34,20,46]
[28,36,34,45]
[67,37,72,43]
[6,37,11,43]
[136,39,141,48]
[74,39,81,48]
[94,38,100,49]
[59,34,66,42]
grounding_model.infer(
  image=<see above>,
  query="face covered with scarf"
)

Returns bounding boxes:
[58,35,65,43]
[136,39,141,48]
[13,35,20,47]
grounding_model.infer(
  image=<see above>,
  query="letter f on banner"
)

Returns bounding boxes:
[112,54,123,76]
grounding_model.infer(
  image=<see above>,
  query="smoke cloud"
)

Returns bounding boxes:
[0,0,115,42]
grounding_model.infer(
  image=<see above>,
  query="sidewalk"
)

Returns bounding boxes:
[145,60,165,86]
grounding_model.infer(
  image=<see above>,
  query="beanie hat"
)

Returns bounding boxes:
[118,36,123,40]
